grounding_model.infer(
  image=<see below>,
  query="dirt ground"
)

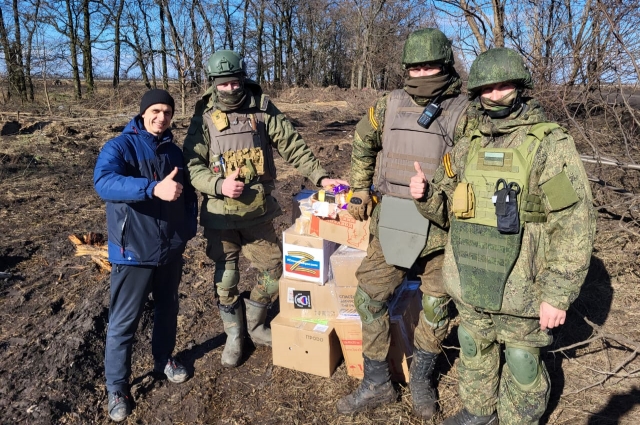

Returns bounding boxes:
[1,85,639,425]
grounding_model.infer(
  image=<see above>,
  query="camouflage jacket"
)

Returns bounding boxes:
[414,99,596,315]
[350,82,478,256]
[183,84,329,230]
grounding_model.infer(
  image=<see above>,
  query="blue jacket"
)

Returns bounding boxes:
[93,115,197,266]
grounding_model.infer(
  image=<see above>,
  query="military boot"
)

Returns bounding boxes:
[219,301,245,367]
[336,356,397,415]
[244,298,272,346]
[442,408,498,425]
[409,348,438,419]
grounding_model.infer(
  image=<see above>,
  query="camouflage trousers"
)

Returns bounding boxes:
[204,222,282,306]
[355,236,449,362]
[456,302,552,424]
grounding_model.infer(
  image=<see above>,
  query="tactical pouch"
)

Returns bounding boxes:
[223,181,267,221]
[451,218,522,311]
[453,182,475,219]
[494,179,521,234]
[223,148,265,183]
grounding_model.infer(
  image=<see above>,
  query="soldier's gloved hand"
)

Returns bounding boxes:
[347,190,373,221]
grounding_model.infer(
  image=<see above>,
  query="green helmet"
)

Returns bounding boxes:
[467,48,533,96]
[206,50,246,78]
[402,28,454,69]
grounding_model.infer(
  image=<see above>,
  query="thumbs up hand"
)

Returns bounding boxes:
[221,167,245,198]
[153,167,183,201]
[410,161,428,200]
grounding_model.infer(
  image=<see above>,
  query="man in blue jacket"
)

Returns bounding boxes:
[94,89,197,422]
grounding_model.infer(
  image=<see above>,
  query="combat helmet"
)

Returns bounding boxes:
[467,47,533,97]
[402,28,454,69]
[206,50,246,79]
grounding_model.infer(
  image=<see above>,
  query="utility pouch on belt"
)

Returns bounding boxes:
[451,218,522,311]
[494,179,521,234]
[453,182,475,219]
[222,148,265,183]
[223,181,267,221]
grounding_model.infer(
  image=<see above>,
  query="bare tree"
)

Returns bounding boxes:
[111,0,126,88]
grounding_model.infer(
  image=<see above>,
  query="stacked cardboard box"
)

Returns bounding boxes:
[272,224,342,378]
[274,196,423,383]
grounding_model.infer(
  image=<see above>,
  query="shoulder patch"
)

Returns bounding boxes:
[260,94,270,111]
[443,153,455,178]
[368,107,379,130]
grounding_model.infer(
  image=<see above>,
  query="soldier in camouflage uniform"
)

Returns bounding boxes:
[337,29,476,419]
[183,50,347,368]
[409,48,596,425]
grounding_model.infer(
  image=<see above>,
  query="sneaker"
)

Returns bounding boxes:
[107,390,130,422]
[161,358,188,383]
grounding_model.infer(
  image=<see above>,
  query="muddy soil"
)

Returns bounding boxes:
[1,89,639,425]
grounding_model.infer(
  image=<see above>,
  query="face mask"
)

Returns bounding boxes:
[480,89,522,119]
[217,86,246,108]
[404,73,451,98]
[480,88,517,110]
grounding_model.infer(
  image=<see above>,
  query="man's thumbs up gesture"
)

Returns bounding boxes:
[153,167,183,201]
[221,167,244,198]
[409,161,428,200]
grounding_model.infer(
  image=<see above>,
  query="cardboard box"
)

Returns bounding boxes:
[310,210,371,251]
[329,244,367,287]
[331,317,364,378]
[278,277,340,320]
[333,283,358,316]
[331,279,422,382]
[272,314,342,378]
[282,225,338,284]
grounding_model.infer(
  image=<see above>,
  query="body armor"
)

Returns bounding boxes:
[203,94,276,183]
[376,89,467,267]
[450,123,559,311]
[376,89,467,199]
[202,93,277,220]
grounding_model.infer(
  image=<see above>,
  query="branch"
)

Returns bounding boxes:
[580,155,640,171]
[555,316,640,396]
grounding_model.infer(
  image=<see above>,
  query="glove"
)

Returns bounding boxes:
[347,190,373,221]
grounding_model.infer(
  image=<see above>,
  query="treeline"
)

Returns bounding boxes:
[0,0,639,107]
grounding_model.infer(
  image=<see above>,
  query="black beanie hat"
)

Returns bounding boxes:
[140,89,175,116]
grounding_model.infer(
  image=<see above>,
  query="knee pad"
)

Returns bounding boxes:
[354,286,387,324]
[505,344,541,389]
[214,261,239,298]
[422,295,449,328]
[257,270,280,298]
[457,325,493,359]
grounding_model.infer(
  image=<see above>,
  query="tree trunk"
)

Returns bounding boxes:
[190,0,203,91]
[11,0,27,101]
[65,0,82,99]
[159,1,169,90]
[112,0,125,88]
[24,0,42,101]
[255,0,265,83]
[82,0,94,96]
[140,3,157,88]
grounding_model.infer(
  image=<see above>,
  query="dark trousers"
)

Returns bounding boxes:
[104,259,182,393]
